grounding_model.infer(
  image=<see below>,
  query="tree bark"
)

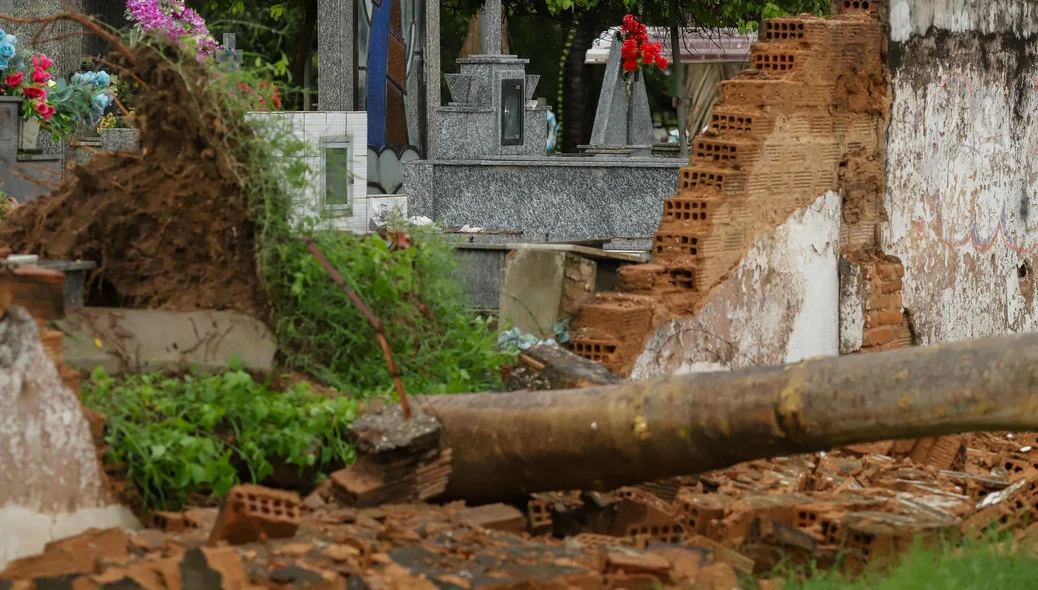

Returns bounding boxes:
[417,332,1038,504]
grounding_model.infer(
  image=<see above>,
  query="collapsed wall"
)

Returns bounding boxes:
[884,0,1038,344]
[0,305,139,571]
[568,3,893,376]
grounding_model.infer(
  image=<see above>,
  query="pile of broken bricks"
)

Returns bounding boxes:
[7,406,1038,589]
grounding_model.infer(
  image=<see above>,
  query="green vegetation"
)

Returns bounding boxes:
[82,361,358,510]
[765,536,1038,590]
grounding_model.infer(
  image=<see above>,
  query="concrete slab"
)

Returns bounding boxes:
[57,308,277,375]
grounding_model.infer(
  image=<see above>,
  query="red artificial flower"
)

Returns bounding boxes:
[22,86,46,99]
[623,58,638,72]
[655,55,669,70]
[621,38,639,59]
[642,42,660,62]
[5,72,23,87]
[31,67,50,84]
[622,14,638,32]
[35,101,55,121]
[31,54,54,71]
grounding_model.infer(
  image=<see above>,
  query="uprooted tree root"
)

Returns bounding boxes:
[0,16,266,316]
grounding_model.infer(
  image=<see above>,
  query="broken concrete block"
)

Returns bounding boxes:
[499,249,597,340]
[0,307,139,571]
[59,308,276,376]
[207,484,302,546]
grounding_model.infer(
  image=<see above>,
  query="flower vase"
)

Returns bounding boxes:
[20,118,40,151]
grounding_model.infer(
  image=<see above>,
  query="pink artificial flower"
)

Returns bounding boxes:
[31,54,54,71]
[35,101,55,122]
[5,72,23,87]
[21,86,45,99]
[31,67,50,84]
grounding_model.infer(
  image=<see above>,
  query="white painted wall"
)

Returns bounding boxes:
[247,111,372,232]
[631,191,842,378]
[883,0,1038,344]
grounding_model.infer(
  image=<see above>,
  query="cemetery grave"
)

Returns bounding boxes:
[5,2,1038,589]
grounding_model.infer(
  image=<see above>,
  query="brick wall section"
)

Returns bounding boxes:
[861,258,911,351]
[567,3,887,375]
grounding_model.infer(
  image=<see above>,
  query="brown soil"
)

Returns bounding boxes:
[0,45,265,317]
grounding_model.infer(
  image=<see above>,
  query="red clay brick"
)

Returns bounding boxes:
[868,292,902,310]
[863,326,895,347]
[867,310,903,327]
[880,278,903,294]
[458,503,526,534]
[207,484,302,546]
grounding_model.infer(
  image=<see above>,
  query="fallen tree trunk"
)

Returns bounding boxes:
[417,333,1038,504]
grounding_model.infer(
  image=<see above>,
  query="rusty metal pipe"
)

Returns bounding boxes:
[417,333,1038,503]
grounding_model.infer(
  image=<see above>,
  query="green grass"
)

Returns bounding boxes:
[775,537,1038,590]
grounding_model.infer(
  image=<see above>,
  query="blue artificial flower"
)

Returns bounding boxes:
[0,43,16,59]
[71,72,82,84]
[0,29,7,40]
[3,35,15,46]
[95,71,111,87]
[93,92,112,111]
[78,71,96,85]
[0,58,10,71]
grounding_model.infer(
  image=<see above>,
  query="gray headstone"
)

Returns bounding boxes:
[215,33,243,69]
[317,0,356,111]
[588,36,654,148]
[480,0,502,55]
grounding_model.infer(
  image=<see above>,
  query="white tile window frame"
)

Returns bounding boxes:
[319,134,354,218]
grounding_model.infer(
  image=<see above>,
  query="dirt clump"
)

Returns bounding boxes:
[0,45,266,317]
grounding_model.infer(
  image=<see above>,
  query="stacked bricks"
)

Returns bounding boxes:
[568,6,885,376]
[862,258,910,351]
[567,293,657,376]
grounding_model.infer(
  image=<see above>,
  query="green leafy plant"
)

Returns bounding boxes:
[0,191,15,221]
[82,360,358,510]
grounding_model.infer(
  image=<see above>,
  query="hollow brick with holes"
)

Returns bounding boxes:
[207,484,302,546]
[663,198,713,224]
[842,0,879,13]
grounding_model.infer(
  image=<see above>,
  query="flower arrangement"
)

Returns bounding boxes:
[0,28,119,141]
[620,15,668,74]
[125,0,221,61]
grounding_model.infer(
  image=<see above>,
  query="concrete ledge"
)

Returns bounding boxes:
[58,308,277,375]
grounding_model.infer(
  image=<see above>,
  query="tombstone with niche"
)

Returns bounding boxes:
[438,0,547,160]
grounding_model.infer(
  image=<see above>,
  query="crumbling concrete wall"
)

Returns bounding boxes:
[884,0,1038,343]
[0,307,138,570]
[631,191,841,378]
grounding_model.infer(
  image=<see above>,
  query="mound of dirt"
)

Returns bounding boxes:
[0,44,265,317]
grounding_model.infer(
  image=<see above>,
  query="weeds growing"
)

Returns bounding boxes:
[82,360,358,511]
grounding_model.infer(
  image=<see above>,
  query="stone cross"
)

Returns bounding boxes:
[481,0,502,55]
[216,33,244,70]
